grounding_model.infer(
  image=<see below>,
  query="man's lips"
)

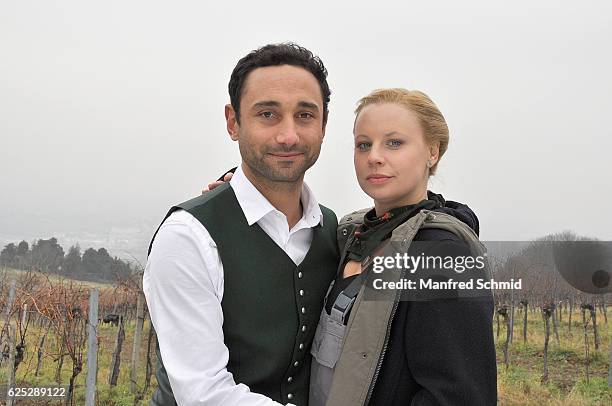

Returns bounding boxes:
[269,152,303,158]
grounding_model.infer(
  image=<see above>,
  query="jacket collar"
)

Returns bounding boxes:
[230,164,323,227]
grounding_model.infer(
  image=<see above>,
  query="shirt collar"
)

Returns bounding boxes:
[230,165,324,227]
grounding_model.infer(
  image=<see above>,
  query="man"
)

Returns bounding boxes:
[143,43,339,405]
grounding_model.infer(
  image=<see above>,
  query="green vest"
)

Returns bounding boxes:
[149,183,339,406]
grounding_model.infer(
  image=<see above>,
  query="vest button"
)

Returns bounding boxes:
[288,393,294,400]
[299,289,304,296]
[299,343,304,350]
[301,307,306,314]
[301,325,307,332]
[287,376,293,383]
[294,361,299,367]
[342,229,348,236]
[298,271,303,278]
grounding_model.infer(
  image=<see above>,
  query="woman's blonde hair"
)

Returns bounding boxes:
[354,88,449,175]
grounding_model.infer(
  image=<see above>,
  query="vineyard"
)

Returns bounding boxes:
[0,261,610,405]
[0,268,155,405]
[495,300,610,405]
[491,239,611,405]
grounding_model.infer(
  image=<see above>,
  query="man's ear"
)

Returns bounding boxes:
[321,119,327,141]
[225,104,239,141]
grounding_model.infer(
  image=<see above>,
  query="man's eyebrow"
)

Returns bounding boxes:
[298,101,320,111]
[251,101,280,109]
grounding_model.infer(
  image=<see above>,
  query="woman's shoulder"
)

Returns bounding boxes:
[414,226,464,243]
[410,228,473,257]
[433,198,480,236]
[338,207,371,226]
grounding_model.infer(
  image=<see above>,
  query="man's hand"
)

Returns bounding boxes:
[202,172,234,194]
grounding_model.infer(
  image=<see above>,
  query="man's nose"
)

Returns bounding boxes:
[275,119,299,147]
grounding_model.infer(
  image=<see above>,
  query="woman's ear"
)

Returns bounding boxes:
[429,142,440,166]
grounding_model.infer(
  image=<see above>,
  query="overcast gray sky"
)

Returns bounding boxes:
[1,1,611,262]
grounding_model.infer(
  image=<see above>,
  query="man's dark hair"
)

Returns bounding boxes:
[228,43,331,125]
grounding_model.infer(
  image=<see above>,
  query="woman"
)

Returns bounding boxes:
[309,88,496,406]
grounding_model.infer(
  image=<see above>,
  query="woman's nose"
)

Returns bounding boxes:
[367,145,384,166]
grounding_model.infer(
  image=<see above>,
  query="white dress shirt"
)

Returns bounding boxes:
[143,165,323,406]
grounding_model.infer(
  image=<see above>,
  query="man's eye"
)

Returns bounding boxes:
[356,142,371,151]
[260,111,274,118]
[298,112,314,119]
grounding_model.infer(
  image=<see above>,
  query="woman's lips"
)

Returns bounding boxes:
[367,175,392,184]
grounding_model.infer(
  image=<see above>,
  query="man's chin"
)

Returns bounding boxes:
[249,165,306,183]
[266,160,311,180]
[268,170,306,183]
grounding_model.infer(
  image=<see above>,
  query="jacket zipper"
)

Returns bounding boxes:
[362,214,425,405]
[363,272,403,405]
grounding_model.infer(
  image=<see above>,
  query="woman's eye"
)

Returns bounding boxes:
[387,139,402,148]
[356,142,371,151]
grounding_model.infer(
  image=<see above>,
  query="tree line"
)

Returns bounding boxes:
[0,238,134,283]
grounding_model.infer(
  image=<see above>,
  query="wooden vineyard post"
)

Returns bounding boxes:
[85,288,99,406]
[568,299,573,335]
[55,316,66,384]
[581,304,591,384]
[551,303,560,346]
[5,323,16,406]
[608,342,612,388]
[35,327,47,377]
[589,305,599,350]
[497,305,510,369]
[131,289,145,394]
[541,304,553,383]
[521,299,528,343]
[0,280,16,369]
[109,316,125,387]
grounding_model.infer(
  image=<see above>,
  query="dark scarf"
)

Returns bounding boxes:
[345,191,445,261]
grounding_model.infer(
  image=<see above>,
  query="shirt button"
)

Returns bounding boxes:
[294,361,299,367]
[302,325,307,332]
[299,289,304,296]
[298,271,303,279]
[299,343,304,350]
[288,393,294,400]
[301,307,306,314]
[287,376,293,383]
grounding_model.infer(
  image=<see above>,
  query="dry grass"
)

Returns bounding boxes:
[496,307,611,405]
